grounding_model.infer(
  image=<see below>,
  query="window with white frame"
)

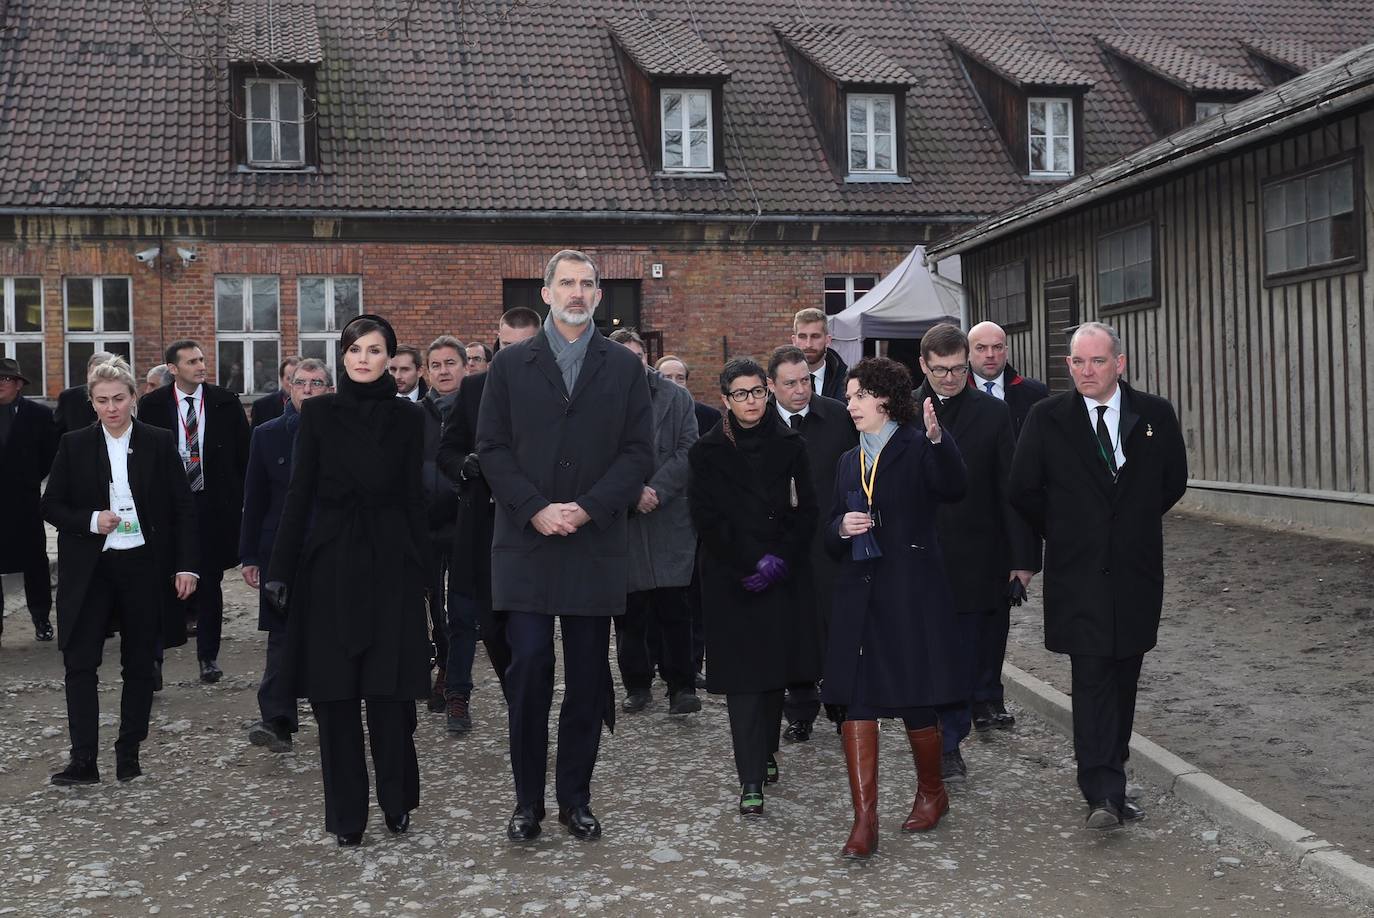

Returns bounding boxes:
[246,78,306,167]
[1262,159,1360,278]
[1194,100,1231,122]
[661,88,713,172]
[63,277,132,388]
[824,274,878,315]
[986,261,1028,327]
[1097,223,1154,308]
[1,277,44,392]
[1028,98,1074,176]
[215,276,281,395]
[298,276,361,373]
[847,93,897,174]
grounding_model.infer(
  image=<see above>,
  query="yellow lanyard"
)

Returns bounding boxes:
[859,449,881,509]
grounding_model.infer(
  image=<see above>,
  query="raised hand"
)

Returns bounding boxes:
[923,397,942,444]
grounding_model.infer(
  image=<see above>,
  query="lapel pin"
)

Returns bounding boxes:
[1145,424,1153,438]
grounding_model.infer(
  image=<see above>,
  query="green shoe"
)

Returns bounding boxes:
[765,754,779,785]
[739,784,765,816]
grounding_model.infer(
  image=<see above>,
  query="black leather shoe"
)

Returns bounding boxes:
[1121,798,1146,821]
[739,783,764,816]
[558,804,602,840]
[116,753,142,782]
[199,659,222,684]
[621,690,651,714]
[152,660,163,693]
[971,702,995,732]
[507,802,544,842]
[765,754,779,785]
[1085,800,1125,831]
[336,832,363,847]
[668,689,701,716]
[385,811,411,834]
[941,748,968,782]
[34,620,54,642]
[51,758,100,786]
[989,700,1016,728]
[248,720,293,753]
[783,720,813,743]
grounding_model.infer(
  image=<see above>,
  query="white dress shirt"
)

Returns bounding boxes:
[174,383,206,460]
[400,387,421,402]
[1082,385,1127,470]
[810,363,826,398]
[89,425,145,551]
[775,402,810,427]
[975,372,1004,400]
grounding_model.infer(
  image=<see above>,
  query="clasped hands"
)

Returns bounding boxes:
[742,553,788,593]
[532,502,591,537]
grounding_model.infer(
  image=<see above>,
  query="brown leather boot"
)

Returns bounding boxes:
[840,719,880,859]
[901,725,949,832]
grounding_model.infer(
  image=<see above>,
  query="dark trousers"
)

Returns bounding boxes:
[482,609,512,701]
[725,690,784,786]
[0,557,52,630]
[1070,653,1145,807]
[426,541,450,670]
[445,590,480,698]
[188,491,225,662]
[257,628,298,731]
[311,698,419,835]
[973,603,1012,703]
[614,587,694,695]
[783,682,820,726]
[505,611,609,809]
[688,550,705,672]
[62,546,158,761]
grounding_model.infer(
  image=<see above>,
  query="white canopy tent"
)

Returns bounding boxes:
[829,246,965,368]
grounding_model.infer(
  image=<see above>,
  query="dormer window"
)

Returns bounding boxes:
[1099,35,1260,137]
[247,78,306,167]
[661,88,714,172]
[847,93,896,174]
[1194,100,1230,122]
[1028,98,1073,176]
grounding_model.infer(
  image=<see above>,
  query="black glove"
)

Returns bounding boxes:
[1006,578,1028,607]
[264,581,289,615]
[460,452,482,483]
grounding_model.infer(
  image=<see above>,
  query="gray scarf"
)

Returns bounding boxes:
[860,419,900,466]
[543,312,594,393]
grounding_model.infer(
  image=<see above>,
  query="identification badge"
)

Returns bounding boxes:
[112,497,141,536]
[868,508,883,528]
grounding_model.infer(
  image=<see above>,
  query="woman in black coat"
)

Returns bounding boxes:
[688,357,819,817]
[265,315,431,847]
[822,357,966,859]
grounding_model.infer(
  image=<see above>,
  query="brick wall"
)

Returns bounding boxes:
[1,239,912,402]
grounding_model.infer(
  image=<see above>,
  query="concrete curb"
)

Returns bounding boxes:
[1002,661,1374,910]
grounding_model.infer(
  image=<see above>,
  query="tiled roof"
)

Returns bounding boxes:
[1100,34,1264,93]
[775,22,915,86]
[226,2,323,65]
[1244,37,1328,74]
[605,16,731,78]
[929,41,1374,257]
[944,29,1094,88]
[0,0,1369,220]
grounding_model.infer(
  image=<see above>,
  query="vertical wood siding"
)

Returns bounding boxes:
[962,110,1373,498]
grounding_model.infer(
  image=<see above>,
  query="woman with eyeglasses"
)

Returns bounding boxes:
[688,357,819,816]
[822,356,966,859]
[264,315,432,847]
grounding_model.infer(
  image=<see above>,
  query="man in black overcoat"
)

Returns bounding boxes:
[0,357,58,643]
[478,253,653,843]
[766,346,857,741]
[914,325,1039,782]
[437,309,541,733]
[249,356,298,429]
[968,321,1050,437]
[1009,321,1187,830]
[138,339,250,684]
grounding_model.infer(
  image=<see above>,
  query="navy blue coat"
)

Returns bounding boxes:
[821,424,968,709]
[239,405,298,631]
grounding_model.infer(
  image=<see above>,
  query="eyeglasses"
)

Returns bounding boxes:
[292,378,329,389]
[0,375,21,383]
[727,385,769,402]
[925,365,970,379]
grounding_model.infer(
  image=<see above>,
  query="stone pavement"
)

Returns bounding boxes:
[0,574,1365,917]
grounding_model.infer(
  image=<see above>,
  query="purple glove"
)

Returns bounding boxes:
[756,554,788,583]
[741,573,769,592]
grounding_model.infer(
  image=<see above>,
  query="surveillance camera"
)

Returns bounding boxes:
[176,247,198,264]
[134,246,160,264]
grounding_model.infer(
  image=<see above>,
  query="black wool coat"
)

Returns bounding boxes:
[250,389,288,429]
[476,329,654,617]
[137,383,250,571]
[238,407,297,631]
[0,398,58,573]
[438,371,494,620]
[1008,382,1188,658]
[969,364,1049,439]
[53,385,96,437]
[267,395,432,702]
[915,384,1040,615]
[688,417,821,695]
[41,421,198,650]
[821,424,968,709]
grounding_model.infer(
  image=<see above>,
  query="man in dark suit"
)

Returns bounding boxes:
[1009,321,1187,830]
[478,252,653,843]
[437,309,541,734]
[766,345,857,741]
[53,350,115,437]
[968,321,1050,437]
[791,308,850,402]
[914,325,1039,781]
[240,358,332,753]
[0,356,58,643]
[249,356,299,429]
[138,339,250,684]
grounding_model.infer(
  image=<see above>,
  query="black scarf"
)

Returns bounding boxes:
[335,369,399,437]
[726,411,776,475]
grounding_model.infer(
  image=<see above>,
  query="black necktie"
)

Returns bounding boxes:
[185,396,205,492]
[1095,405,1118,476]
[809,373,817,393]
[789,413,804,432]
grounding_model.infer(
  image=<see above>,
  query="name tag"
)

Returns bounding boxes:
[112,497,141,536]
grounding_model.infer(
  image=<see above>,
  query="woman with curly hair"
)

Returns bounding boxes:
[822,356,967,859]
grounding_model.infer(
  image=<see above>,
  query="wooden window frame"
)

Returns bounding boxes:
[660,87,715,173]
[1028,97,1074,177]
[1096,220,1158,314]
[986,260,1030,331]
[62,276,134,388]
[1260,153,1365,287]
[846,92,899,175]
[214,275,282,395]
[823,274,878,315]
[1,277,45,395]
[230,65,319,171]
[297,276,362,375]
